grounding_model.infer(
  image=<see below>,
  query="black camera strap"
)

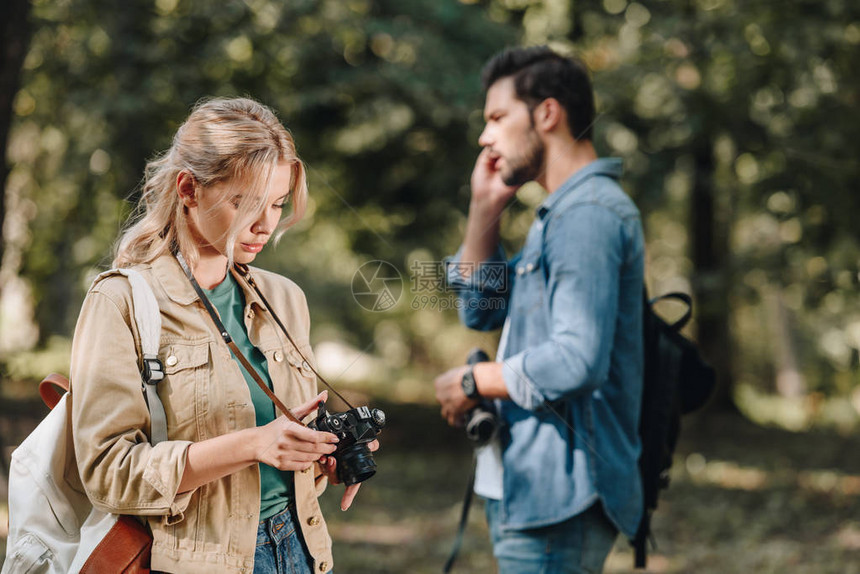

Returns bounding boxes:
[443,451,478,573]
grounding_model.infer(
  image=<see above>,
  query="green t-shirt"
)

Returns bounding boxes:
[204,272,293,520]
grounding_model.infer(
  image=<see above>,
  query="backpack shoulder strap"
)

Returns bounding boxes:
[112,268,168,445]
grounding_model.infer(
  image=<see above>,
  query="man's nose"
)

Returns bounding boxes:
[478,125,492,148]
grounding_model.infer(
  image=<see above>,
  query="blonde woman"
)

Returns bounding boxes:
[69,97,366,573]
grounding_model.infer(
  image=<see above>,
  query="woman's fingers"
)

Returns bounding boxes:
[291,391,327,421]
[279,419,339,449]
[340,484,361,511]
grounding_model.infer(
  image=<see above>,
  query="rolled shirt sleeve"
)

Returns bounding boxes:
[444,245,511,332]
[501,204,628,410]
[70,286,194,522]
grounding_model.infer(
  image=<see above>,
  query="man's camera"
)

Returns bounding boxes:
[308,401,385,485]
[464,349,499,447]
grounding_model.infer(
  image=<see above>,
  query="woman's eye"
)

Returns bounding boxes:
[273,203,286,210]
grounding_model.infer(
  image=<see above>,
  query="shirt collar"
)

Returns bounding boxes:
[537,157,623,219]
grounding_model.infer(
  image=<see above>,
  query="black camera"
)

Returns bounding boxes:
[464,348,499,447]
[308,401,386,485]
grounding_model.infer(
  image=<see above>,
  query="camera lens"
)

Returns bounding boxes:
[465,408,497,446]
[337,443,377,485]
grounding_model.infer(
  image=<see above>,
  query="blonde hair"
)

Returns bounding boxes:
[113,97,308,269]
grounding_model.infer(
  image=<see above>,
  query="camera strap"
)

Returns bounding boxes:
[176,252,302,424]
[443,451,478,573]
[231,262,356,410]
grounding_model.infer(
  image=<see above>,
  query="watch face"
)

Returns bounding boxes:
[461,369,478,399]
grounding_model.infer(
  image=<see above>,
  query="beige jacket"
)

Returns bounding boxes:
[68,254,333,574]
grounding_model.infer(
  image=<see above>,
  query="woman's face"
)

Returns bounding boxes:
[186,162,293,265]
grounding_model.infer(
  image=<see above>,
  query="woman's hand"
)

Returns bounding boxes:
[318,439,379,511]
[254,391,339,472]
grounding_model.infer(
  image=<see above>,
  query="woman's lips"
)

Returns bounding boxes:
[241,243,264,253]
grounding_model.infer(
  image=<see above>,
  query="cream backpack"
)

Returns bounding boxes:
[2,268,167,573]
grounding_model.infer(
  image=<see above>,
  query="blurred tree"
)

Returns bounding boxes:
[572,0,860,414]
[0,0,32,264]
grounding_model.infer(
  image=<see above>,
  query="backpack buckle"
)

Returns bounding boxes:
[142,357,164,384]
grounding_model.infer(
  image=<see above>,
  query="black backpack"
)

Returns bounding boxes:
[632,290,716,568]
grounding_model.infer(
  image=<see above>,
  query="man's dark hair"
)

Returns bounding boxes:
[481,46,595,141]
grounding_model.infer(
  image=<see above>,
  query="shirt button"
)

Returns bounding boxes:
[274,351,284,362]
[166,355,178,367]
[319,562,329,572]
[307,515,320,526]
[516,267,525,276]
[525,263,535,272]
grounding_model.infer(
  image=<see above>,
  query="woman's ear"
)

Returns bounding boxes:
[177,171,198,207]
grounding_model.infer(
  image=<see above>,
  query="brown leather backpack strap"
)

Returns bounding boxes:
[39,373,70,410]
[79,515,152,573]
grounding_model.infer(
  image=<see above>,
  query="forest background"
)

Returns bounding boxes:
[1,0,859,572]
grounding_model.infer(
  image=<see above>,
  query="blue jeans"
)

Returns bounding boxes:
[484,499,618,574]
[254,504,319,574]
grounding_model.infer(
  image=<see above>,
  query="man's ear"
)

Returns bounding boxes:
[532,98,565,134]
[177,171,198,207]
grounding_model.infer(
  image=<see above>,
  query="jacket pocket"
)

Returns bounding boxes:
[3,533,62,574]
[158,341,211,438]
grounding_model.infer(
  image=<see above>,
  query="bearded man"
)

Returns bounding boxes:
[434,46,645,574]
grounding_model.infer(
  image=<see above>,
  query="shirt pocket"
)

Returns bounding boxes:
[159,341,211,439]
[511,246,545,314]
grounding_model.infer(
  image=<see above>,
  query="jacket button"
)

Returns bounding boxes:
[166,355,178,367]
[302,360,311,372]
[319,561,328,572]
[247,309,255,319]
[274,351,284,362]
[307,515,320,526]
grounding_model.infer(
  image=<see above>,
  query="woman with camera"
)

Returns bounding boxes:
[69,97,371,573]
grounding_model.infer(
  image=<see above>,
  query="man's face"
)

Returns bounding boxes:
[478,77,545,187]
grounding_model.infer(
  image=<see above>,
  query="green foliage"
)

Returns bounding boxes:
[5,0,860,425]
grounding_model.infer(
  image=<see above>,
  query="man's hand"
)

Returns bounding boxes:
[434,365,478,427]
[470,147,519,209]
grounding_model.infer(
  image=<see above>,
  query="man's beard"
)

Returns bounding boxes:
[501,130,545,187]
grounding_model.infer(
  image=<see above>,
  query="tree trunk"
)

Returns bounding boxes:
[690,136,736,412]
[0,0,31,266]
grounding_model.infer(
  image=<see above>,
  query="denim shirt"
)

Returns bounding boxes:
[447,158,645,538]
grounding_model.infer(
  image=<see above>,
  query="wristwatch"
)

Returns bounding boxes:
[461,366,482,400]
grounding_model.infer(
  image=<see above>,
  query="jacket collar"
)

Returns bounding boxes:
[150,254,266,310]
[537,157,623,219]
[151,254,199,306]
